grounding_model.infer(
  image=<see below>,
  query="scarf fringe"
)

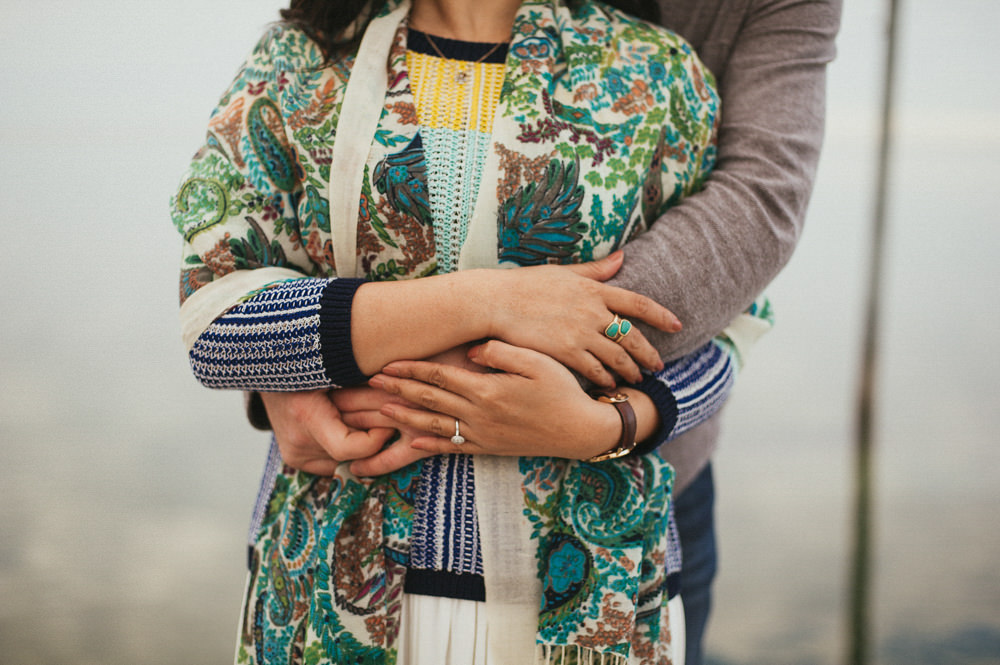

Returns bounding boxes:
[536,644,629,665]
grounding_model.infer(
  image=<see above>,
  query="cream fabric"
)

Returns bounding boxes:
[397,594,686,665]
[329,0,411,278]
[178,266,306,350]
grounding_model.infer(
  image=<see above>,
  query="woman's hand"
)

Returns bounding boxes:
[485,251,680,388]
[258,390,396,475]
[352,252,680,389]
[334,344,489,475]
[367,340,645,460]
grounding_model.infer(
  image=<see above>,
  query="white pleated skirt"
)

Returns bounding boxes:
[396,594,686,665]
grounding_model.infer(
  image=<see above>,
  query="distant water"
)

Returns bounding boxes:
[1,1,997,664]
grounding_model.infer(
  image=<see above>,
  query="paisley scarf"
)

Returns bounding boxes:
[178,1,721,662]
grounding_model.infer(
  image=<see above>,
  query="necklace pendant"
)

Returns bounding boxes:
[455,69,470,84]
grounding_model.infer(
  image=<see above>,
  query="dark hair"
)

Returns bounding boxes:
[280,0,390,57]
[281,0,661,60]
[603,0,661,24]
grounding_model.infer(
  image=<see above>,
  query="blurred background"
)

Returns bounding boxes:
[1,0,997,663]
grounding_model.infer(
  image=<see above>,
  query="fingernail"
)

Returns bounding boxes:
[369,375,385,389]
[468,345,481,359]
[382,365,400,376]
[380,405,396,418]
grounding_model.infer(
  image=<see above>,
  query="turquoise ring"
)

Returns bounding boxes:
[604,314,633,343]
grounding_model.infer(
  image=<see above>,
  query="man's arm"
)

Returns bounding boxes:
[613,0,842,358]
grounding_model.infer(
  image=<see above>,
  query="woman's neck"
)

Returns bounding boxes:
[408,0,521,42]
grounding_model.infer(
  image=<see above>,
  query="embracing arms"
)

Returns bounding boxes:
[245,0,842,469]
[174,13,794,470]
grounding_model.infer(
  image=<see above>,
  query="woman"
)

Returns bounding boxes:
[171,0,769,661]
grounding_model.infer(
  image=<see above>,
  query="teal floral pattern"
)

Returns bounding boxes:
[499,159,587,265]
[373,136,433,228]
[522,455,674,657]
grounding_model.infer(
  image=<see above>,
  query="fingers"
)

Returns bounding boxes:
[329,386,412,413]
[297,458,342,476]
[373,361,480,413]
[280,424,394,474]
[562,250,623,282]
[376,402,467,444]
[337,427,397,462]
[571,350,618,389]
[590,336,645,384]
[469,339,618,388]
[470,337,641,388]
[410,434,473,457]
[614,325,665,374]
[341,410,399,430]
[304,395,390,461]
[600,285,682,333]
[466,339,559,376]
[591,319,667,377]
[380,359,479,392]
[349,439,433,477]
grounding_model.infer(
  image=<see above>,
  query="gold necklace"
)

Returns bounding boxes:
[421,31,507,85]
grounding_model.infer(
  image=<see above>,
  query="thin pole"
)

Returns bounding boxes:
[849,0,901,663]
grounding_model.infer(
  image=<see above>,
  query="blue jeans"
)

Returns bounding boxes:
[675,463,717,665]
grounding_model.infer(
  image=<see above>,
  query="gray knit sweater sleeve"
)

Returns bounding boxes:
[611,0,843,359]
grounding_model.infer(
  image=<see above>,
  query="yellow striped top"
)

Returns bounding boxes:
[403,30,509,272]
[405,37,505,133]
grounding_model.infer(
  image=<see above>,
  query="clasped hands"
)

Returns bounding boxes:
[262,252,677,476]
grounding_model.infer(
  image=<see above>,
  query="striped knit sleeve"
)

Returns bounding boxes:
[188,277,367,391]
[631,295,774,455]
[630,339,735,457]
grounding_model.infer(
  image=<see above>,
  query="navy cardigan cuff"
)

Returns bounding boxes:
[630,372,679,457]
[318,278,369,387]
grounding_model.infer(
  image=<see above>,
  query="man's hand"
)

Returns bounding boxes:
[262,344,506,476]
[259,390,395,475]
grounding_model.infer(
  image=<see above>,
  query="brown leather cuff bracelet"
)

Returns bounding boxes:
[584,391,638,463]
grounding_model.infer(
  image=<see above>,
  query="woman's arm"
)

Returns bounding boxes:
[186,255,683,390]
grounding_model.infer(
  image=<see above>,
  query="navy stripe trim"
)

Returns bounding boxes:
[318,278,368,387]
[404,569,486,601]
[631,372,679,456]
